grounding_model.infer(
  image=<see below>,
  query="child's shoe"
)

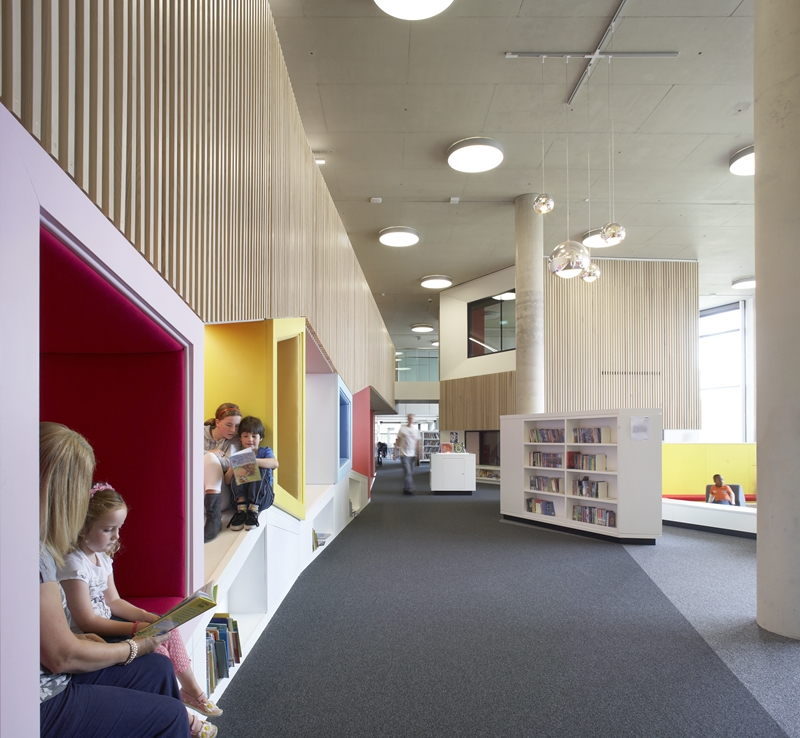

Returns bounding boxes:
[188,712,218,737]
[227,505,247,531]
[182,689,223,717]
[244,505,260,530]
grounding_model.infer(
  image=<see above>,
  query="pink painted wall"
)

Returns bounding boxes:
[352,387,374,486]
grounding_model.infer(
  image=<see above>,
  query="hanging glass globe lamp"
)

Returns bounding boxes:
[601,222,626,246]
[581,263,601,283]
[533,193,555,215]
[548,240,591,279]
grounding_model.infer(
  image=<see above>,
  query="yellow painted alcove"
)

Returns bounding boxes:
[205,318,306,519]
[662,444,757,500]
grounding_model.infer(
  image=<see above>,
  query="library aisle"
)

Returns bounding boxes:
[212,461,797,738]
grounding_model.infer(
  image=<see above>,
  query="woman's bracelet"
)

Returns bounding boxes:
[132,620,140,636]
[122,638,138,666]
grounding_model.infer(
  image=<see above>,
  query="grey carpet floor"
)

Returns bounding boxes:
[214,461,792,738]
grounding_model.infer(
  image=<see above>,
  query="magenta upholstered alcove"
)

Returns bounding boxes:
[40,227,186,613]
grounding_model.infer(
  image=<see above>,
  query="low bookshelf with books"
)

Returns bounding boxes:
[421,431,440,462]
[476,465,501,484]
[500,409,662,543]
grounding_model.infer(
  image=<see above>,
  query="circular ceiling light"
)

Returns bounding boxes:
[581,263,601,283]
[533,193,555,215]
[431,341,440,346]
[548,240,592,279]
[493,292,516,301]
[731,276,756,289]
[447,138,504,173]
[582,229,608,248]
[420,275,453,289]
[395,351,403,355]
[374,0,455,20]
[411,323,434,333]
[379,226,420,247]
[729,145,755,176]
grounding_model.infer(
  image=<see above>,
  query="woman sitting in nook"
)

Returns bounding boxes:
[39,422,192,738]
[203,403,242,542]
[57,483,220,736]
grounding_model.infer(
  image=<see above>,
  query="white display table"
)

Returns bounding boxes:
[430,453,477,495]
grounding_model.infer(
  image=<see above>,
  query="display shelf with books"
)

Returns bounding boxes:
[501,410,662,542]
[476,465,501,484]
[421,431,440,462]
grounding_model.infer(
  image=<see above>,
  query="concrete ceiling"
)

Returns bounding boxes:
[271,0,755,352]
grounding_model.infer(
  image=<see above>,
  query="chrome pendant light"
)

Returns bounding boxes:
[533,57,554,215]
[549,57,591,279]
[601,34,626,247]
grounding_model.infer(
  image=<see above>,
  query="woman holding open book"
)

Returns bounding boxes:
[203,403,242,542]
[39,422,191,738]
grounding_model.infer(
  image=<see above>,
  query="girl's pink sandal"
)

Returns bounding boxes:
[188,712,218,738]
[182,689,223,717]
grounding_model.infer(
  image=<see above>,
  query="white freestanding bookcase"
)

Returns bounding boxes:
[500,410,662,543]
[430,452,477,494]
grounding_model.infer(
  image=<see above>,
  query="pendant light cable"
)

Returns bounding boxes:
[565,56,570,237]
[541,57,546,197]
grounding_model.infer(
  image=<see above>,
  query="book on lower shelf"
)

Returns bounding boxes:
[526,498,556,516]
[206,613,242,694]
[571,504,616,527]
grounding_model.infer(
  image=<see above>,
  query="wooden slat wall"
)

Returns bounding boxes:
[439,259,699,431]
[0,0,395,402]
[440,372,516,431]
[544,258,699,429]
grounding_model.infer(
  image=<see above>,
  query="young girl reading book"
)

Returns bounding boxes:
[57,483,221,738]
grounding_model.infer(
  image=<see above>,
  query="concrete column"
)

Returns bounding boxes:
[754,0,800,639]
[514,194,545,414]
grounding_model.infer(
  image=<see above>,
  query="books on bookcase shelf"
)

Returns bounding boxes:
[529,427,565,443]
[527,498,556,516]
[571,426,612,444]
[528,451,563,468]
[530,475,561,494]
[566,452,607,471]
[420,431,440,461]
[572,505,616,527]
[571,476,610,498]
[500,410,662,541]
[206,613,242,695]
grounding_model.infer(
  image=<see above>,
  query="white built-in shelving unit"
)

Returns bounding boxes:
[500,410,662,542]
[420,430,440,462]
[476,465,501,484]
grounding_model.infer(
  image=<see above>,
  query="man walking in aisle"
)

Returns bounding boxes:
[396,414,420,495]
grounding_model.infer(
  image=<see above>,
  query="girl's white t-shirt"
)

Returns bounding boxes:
[57,548,114,632]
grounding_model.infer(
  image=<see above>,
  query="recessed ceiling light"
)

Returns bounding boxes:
[411,323,434,333]
[729,145,754,176]
[420,275,452,289]
[396,367,411,371]
[493,292,516,301]
[374,0,454,20]
[447,138,504,173]
[582,229,609,248]
[431,341,439,347]
[731,276,755,289]
[395,351,403,355]
[379,226,420,247]
[315,158,326,165]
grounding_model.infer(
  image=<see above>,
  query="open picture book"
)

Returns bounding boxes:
[135,580,217,638]
[229,447,262,484]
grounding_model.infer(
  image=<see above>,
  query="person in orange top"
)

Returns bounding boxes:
[709,474,735,505]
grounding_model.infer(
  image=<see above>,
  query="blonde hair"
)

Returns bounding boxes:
[39,422,96,567]
[79,485,128,558]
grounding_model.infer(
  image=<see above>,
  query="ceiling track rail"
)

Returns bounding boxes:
[505,0,678,105]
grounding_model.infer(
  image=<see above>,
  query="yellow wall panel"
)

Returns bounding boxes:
[662,444,757,498]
